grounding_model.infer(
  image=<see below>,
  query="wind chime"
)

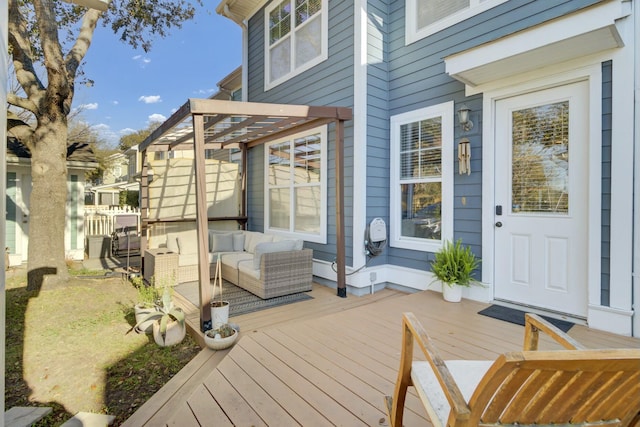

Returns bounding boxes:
[458,137,471,175]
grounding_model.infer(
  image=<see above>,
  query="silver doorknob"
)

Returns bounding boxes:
[495,221,503,227]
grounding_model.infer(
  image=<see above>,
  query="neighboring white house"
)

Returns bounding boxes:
[87,145,141,206]
[5,135,98,265]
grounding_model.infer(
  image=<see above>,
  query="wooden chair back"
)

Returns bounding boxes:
[469,349,640,426]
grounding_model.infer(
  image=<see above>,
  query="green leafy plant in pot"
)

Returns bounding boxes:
[430,239,481,302]
[204,323,238,350]
[131,283,185,346]
[132,276,160,334]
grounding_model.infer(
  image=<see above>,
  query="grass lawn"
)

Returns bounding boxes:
[4,266,201,426]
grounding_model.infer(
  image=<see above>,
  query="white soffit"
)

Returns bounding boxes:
[216,0,265,21]
[445,1,626,88]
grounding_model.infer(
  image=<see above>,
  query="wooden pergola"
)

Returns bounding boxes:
[138,99,353,330]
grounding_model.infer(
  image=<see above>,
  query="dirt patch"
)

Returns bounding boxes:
[5,267,201,426]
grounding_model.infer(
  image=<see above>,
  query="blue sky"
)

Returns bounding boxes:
[73,2,242,147]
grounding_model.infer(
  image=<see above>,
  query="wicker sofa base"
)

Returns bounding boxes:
[174,250,312,300]
[237,249,313,299]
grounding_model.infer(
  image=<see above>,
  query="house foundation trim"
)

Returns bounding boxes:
[588,304,634,336]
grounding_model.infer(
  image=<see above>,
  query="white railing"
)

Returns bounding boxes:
[84,206,141,236]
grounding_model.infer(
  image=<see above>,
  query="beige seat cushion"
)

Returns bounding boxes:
[220,252,253,270]
[411,360,493,426]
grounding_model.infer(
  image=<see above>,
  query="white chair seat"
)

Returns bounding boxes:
[411,360,493,426]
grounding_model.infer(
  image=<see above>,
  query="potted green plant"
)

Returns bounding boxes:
[131,283,186,346]
[132,277,160,334]
[204,323,238,350]
[430,239,481,302]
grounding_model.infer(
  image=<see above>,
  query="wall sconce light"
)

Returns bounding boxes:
[457,104,473,132]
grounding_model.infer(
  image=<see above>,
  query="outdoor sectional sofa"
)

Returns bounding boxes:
[161,229,313,299]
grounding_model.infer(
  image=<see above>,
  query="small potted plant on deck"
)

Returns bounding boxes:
[430,239,481,302]
[204,323,238,350]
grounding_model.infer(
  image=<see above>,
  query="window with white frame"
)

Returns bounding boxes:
[406,0,507,44]
[265,127,327,242]
[265,0,328,90]
[390,102,454,252]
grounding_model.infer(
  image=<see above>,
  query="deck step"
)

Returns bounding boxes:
[5,406,52,427]
[60,412,115,426]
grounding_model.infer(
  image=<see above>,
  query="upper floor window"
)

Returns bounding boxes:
[390,102,454,252]
[406,0,507,44]
[264,0,328,90]
[264,126,327,243]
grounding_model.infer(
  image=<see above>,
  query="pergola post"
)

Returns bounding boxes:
[140,151,149,259]
[192,113,212,330]
[335,119,346,297]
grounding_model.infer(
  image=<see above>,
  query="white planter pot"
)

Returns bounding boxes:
[134,304,158,334]
[442,284,463,303]
[204,328,238,350]
[211,301,230,329]
[152,319,186,347]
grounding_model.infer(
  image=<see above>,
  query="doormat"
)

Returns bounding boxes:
[175,280,313,317]
[478,305,573,332]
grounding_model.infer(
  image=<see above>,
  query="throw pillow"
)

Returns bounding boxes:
[177,234,197,255]
[233,233,245,252]
[210,233,235,253]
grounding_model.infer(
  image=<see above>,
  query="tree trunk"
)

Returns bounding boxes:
[27,118,70,290]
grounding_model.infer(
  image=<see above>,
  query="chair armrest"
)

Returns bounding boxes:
[523,313,586,351]
[401,313,471,422]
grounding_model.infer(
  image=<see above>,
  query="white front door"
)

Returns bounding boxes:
[494,81,588,318]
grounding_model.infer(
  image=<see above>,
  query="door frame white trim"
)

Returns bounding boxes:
[481,63,606,324]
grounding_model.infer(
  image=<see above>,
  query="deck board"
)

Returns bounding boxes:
[126,283,640,426]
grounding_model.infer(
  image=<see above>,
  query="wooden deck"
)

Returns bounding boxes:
[123,284,640,426]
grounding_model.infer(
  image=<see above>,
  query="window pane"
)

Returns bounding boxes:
[512,101,569,214]
[270,1,291,44]
[417,0,469,29]
[270,38,291,82]
[294,186,320,233]
[268,141,291,186]
[293,133,321,184]
[269,188,290,229]
[294,14,322,68]
[295,0,321,25]
[400,182,442,240]
[399,117,441,179]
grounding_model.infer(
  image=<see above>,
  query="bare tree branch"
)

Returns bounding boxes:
[35,0,70,114]
[7,0,45,106]
[66,9,102,78]
[7,92,38,114]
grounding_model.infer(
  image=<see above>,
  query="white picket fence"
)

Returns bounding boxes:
[84,206,141,236]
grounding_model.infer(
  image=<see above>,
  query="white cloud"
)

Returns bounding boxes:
[112,100,119,105]
[148,113,166,124]
[132,55,151,66]
[194,88,215,95]
[119,128,137,135]
[93,123,119,148]
[80,102,99,110]
[138,95,162,104]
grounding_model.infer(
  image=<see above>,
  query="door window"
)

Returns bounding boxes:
[511,101,569,214]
